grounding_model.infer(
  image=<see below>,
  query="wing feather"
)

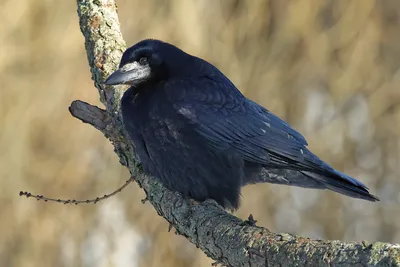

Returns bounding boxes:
[167,70,377,202]
[170,77,309,167]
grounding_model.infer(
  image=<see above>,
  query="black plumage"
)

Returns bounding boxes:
[105,39,379,210]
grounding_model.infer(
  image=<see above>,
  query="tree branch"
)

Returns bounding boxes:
[74,0,400,266]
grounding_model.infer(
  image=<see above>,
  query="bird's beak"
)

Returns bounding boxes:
[105,62,151,86]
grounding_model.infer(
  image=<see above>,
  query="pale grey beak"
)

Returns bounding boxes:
[105,62,151,86]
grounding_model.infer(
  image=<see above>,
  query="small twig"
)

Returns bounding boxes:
[141,196,149,204]
[246,247,264,258]
[19,177,134,205]
[211,259,226,267]
[247,214,257,226]
[240,214,257,226]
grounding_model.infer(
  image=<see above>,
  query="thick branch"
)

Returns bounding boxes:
[77,0,126,111]
[74,1,400,266]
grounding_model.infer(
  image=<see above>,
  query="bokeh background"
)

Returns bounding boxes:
[1,0,400,266]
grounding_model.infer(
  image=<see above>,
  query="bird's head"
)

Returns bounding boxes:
[105,39,195,87]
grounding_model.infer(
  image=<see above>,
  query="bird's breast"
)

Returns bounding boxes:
[120,86,196,149]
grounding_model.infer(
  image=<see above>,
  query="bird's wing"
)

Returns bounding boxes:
[170,76,313,167]
[169,76,377,201]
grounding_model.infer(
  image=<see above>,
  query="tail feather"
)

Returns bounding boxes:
[301,170,379,202]
[246,165,379,201]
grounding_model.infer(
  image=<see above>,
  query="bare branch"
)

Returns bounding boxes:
[69,100,109,131]
[73,0,400,266]
[19,178,134,205]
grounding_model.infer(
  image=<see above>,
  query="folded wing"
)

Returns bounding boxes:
[170,76,378,201]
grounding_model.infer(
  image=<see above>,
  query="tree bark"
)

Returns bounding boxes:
[73,0,400,266]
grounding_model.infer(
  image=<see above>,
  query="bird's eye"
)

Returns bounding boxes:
[139,57,148,65]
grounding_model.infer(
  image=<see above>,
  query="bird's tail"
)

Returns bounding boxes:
[301,170,379,202]
[250,166,379,201]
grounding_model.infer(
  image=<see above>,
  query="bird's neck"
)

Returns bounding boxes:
[124,80,160,97]
[121,80,167,107]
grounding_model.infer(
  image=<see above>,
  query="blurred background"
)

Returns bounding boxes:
[1,0,400,266]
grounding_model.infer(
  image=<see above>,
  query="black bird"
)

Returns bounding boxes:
[105,39,379,210]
